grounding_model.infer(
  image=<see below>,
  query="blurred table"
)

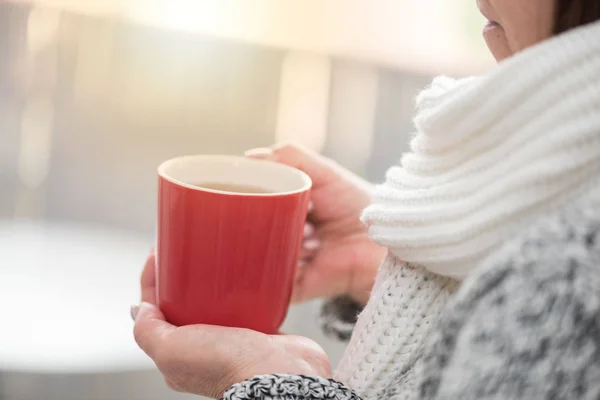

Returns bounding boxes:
[0,220,195,399]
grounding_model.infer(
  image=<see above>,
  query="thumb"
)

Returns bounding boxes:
[133,302,175,359]
[245,144,339,188]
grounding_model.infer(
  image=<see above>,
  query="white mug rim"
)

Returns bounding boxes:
[158,154,312,197]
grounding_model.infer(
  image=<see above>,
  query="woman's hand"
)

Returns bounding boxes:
[133,253,331,399]
[246,144,387,305]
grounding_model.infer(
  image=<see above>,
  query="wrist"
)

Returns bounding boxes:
[347,242,387,306]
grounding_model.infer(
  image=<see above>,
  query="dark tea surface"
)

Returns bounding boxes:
[193,182,272,194]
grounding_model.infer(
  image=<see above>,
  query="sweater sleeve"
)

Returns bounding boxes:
[223,260,459,400]
[418,198,600,399]
[334,255,459,398]
[222,375,362,400]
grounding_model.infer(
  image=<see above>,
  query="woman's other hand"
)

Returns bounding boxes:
[246,144,387,305]
[133,253,331,398]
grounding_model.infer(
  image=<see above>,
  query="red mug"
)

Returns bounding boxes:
[156,155,311,333]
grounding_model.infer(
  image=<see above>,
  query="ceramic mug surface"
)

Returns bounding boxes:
[157,155,311,333]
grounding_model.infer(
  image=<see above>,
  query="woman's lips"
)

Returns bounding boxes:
[483,20,502,33]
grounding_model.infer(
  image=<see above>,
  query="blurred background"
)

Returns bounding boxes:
[0,1,492,399]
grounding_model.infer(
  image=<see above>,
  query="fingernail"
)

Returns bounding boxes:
[244,148,273,158]
[303,238,320,251]
[130,305,140,321]
[303,223,315,237]
[307,201,314,213]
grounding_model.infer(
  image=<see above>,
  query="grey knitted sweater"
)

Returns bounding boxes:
[223,187,600,399]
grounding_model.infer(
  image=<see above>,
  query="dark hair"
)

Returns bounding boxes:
[554,0,600,34]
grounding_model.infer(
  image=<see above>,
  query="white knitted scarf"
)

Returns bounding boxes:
[362,21,600,279]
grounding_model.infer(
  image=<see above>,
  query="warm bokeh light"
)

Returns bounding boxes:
[129,0,236,36]
[21,0,492,75]
[26,6,60,53]
[18,95,54,189]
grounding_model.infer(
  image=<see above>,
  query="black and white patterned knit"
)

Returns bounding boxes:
[419,184,600,399]
[223,374,361,400]
[224,187,600,399]
[319,296,363,342]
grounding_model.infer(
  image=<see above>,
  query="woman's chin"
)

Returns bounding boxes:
[483,22,513,62]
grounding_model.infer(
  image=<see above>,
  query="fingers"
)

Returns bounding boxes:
[292,251,349,303]
[295,221,325,302]
[299,222,320,261]
[302,237,321,252]
[141,250,157,304]
[303,222,315,237]
[133,302,175,359]
[245,144,339,188]
[292,265,337,304]
[244,147,273,158]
